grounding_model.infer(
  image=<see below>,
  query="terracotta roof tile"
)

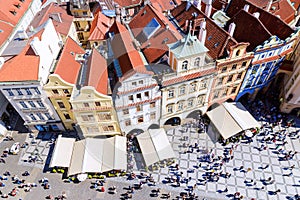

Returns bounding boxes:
[162,68,216,87]
[269,0,296,24]
[129,4,182,63]
[29,3,73,36]
[85,48,109,94]
[246,0,271,8]
[0,44,39,82]
[54,37,85,84]
[0,21,14,50]
[151,0,177,12]
[109,21,145,75]
[226,0,294,40]
[88,12,112,41]
[225,10,272,51]
[114,0,142,7]
[171,2,238,59]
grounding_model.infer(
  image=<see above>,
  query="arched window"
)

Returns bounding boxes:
[236,49,240,56]
[194,57,200,67]
[182,60,188,70]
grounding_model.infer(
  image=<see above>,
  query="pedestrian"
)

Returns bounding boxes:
[101,186,105,192]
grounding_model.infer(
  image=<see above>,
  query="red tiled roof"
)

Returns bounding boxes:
[129,4,182,63]
[86,48,109,94]
[0,44,39,82]
[246,0,271,8]
[151,0,177,12]
[0,21,14,50]
[88,12,112,41]
[212,0,229,11]
[171,2,238,59]
[114,0,142,7]
[28,3,73,36]
[54,37,85,84]
[109,21,145,74]
[162,68,216,87]
[269,0,296,24]
[225,10,272,51]
[226,0,294,40]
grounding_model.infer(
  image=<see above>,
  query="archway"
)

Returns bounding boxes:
[225,98,234,102]
[290,107,300,117]
[207,103,220,111]
[148,124,160,130]
[164,117,181,126]
[126,128,144,138]
[186,110,203,120]
[237,93,251,105]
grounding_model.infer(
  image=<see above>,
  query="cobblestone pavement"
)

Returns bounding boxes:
[131,122,300,200]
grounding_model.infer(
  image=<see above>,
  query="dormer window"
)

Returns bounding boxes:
[194,57,200,67]
[19,0,25,2]
[10,10,17,15]
[182,60,188,70]
[14,4,21,9]
[143,18,161,39]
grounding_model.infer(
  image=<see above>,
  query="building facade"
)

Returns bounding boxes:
[113,69,161,135]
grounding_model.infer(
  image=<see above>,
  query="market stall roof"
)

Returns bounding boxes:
[137,128,175,167]
[68,136,127,176]
[49,135,75,168]
[206,102,260,140]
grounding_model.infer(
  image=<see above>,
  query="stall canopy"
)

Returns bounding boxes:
[137,128,175,167]
[67,135,127,176]
[206,102,260,140]
[49,135,76,168]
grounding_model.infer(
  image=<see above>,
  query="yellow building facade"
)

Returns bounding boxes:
[70,86,121,138]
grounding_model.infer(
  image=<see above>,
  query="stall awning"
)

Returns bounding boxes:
[137,128,175,167]
[206,102,260,140]
[68,136,127,176]
[49,135,75,168]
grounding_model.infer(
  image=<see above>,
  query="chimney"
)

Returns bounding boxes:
[198,20,207,44]
[266,0,272,11]
[185,20,189,32]
[115,4,121,22]
[243,4,249,12]
[228,22,236,37]
[205,0,212,18]
[253,12,260,19]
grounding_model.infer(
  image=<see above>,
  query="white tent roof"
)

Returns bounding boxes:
[206,102,260,140]
[137,128,175,167]
[68,136,127,176]
[49,135,75,168]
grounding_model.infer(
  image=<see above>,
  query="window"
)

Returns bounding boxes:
[83,103,89,108]
[16,89,23,95]
[231,86,238,94]
[150,112,156,120]
[37,113,44,120]
[37,100,44,107]
[136,105,142,112]
[179,86,185,95]
[20,101,27,108]
[197,95,205,105]
[25,88,32,95]
[95,102,101,106]
[28,101,36,108]
[182,60,188,70]
[52,89,59,94]
[107,125,114,131]
[217,78,223,85]
[74,21,81,29]
[58,102,65,109]
[190,83,197,93]
[87,127,99,133]
[34,87,41,94]
[222,88,228,96]
[64,113,71,119]
[188,99,194,107]
[128,95,133,101]
[232,64,237,70]
[227,75,233,82]
[168,90,174,98]
[136,93,141,99]
[123,109,129,115]
[214,90,219,99]
[45,113,53,120]
[144,91,149,97]
[5,89,14,96]
[221,67,227,73]
[29,113,36,121]
[132,82,137,86]
[137,116,144,123]
[199,80,207,89]
[167,104,173,113]
[82,115,94,121]
[63,89,69,94]
[98,113,112,120]
[78,32,84,40]
[139,80,143,84]
[150,102,155,108]
[177,102,184,111]
[83,11,88,16]
[242,61,247,67]
[143,18,161,39]
[125,119,131,126]
[194,57,200,67]
[237,72,243,80]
